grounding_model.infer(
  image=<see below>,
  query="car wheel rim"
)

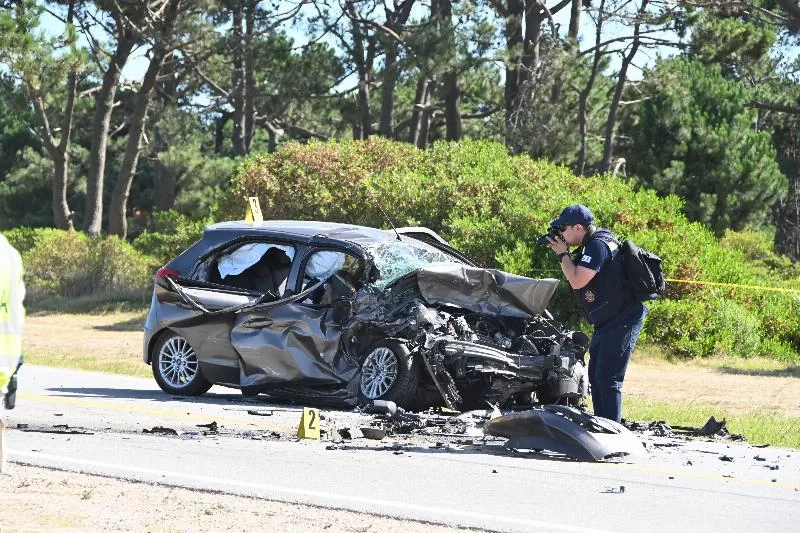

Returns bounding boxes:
[158,336,199,388]
[360,346,399,399]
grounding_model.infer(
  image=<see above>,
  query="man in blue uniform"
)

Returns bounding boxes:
[546,205,645,422]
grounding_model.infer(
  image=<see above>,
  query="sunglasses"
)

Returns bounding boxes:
[557,225,568,233]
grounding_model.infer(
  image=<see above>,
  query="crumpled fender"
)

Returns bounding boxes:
[484,405,647,461]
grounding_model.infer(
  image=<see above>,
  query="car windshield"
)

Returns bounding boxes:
[364,240,462,289]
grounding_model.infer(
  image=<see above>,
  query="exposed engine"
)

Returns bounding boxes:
[346,273,589,410]
[406,301,588,409]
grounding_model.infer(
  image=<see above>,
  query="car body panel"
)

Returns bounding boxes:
[231,302,350,389]
[413,264,558,318]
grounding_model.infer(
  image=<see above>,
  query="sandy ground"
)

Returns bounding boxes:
[2,312,798,531]
[0,464,481,532]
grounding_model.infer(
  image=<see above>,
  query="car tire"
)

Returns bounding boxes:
[358,340,419,409]
[151,331,213,396]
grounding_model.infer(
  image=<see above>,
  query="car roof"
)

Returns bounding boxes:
[205,220,401,245]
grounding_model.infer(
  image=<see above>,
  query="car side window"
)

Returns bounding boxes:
[301,250,363,305]
[199,242,295,297]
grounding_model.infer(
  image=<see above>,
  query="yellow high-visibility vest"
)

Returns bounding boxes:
[0,233,25,392]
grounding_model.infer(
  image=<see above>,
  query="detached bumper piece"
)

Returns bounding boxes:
[484,405,646,461]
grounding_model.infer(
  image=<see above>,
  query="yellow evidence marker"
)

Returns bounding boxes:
[244,196,263,225]
[297,407,321,439]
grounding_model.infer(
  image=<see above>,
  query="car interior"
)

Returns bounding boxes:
[209,245,294,298]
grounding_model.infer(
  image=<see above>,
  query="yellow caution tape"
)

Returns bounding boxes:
[533,270,800,294]
[665,279,800,294]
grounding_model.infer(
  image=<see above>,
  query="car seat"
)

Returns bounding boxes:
[251,247,293,297]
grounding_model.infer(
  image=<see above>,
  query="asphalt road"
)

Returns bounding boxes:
[4,365,800,533]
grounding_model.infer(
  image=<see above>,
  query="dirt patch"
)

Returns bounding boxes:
[0,464,479,532]
[625,361,800,417]
[22,312,147,376]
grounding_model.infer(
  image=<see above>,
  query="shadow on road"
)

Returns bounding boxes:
[92,316,146,332]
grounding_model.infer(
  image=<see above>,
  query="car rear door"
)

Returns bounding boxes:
[159,240,297,386]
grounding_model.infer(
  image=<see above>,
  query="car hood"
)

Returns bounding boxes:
[395,264,559,318]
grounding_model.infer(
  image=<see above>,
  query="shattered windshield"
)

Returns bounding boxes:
[364,240,462,289]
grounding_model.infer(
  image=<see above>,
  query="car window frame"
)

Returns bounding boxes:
[189,236,299,293]
[294,245,367,305]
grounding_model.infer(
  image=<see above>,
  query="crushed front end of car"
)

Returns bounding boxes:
[345,263,589,410]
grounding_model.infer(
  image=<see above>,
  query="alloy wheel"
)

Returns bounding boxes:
[158,335,200,389]
[360,346,399,399]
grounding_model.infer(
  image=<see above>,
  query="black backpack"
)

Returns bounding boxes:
[619,239,665,301]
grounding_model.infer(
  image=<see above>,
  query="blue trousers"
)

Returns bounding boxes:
[588,306,646,423]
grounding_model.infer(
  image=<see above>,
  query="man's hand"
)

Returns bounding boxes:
[546,235,568,257]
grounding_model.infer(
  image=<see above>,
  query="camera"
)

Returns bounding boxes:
[536,225,562,247]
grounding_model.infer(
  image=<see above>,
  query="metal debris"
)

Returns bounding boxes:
[18,425,94,435]
[485,405,647,462]
[143,426,179,435]
[246,410,274,416]
[196,421,218,434]
[360,427,386,440]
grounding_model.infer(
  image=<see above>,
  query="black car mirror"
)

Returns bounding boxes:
[332,298,352,324]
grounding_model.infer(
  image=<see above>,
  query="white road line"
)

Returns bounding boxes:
[10,449,621,533]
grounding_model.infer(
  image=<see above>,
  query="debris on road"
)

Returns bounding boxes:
[142,426,178,436]
[17,424,94,435]
[484,405,647,462]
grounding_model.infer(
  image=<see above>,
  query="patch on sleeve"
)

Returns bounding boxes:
[581,255,592,264]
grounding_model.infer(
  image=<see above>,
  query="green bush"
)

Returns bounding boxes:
[2,226,42,254]
[214,138,800,361]
[131,210,211,266]
[20,229,155,299]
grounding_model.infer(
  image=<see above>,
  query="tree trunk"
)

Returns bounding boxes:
[243,1,256,153]
[348,2,373,140]
[24,21,78,232]
[409,77,431,148]
[576,0,606,176]
[438,0,462,140]
[108,1,180,237]
[504,0,524,122]
[231,2,247,155]
[380,42,399,138]
[51,151,73,230]
[379,1,414,138]
[84,23,135,236]
[568,0,581,41]
[600,0,646,172]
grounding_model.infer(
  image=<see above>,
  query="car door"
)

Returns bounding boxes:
[165,240,297,386]
[229,247,365,393]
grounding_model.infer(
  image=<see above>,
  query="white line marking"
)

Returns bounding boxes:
[10,449,620,533]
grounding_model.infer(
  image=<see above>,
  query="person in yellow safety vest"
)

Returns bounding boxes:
[1,232,24,473]
[0,232,25,409]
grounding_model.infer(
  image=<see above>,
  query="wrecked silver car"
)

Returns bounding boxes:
[143,221,589,410]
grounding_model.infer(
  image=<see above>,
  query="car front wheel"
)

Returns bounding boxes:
[358,340,419,409]
[152,332,212,396]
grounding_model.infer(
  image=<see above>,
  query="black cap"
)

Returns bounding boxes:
[551,204,594,227]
